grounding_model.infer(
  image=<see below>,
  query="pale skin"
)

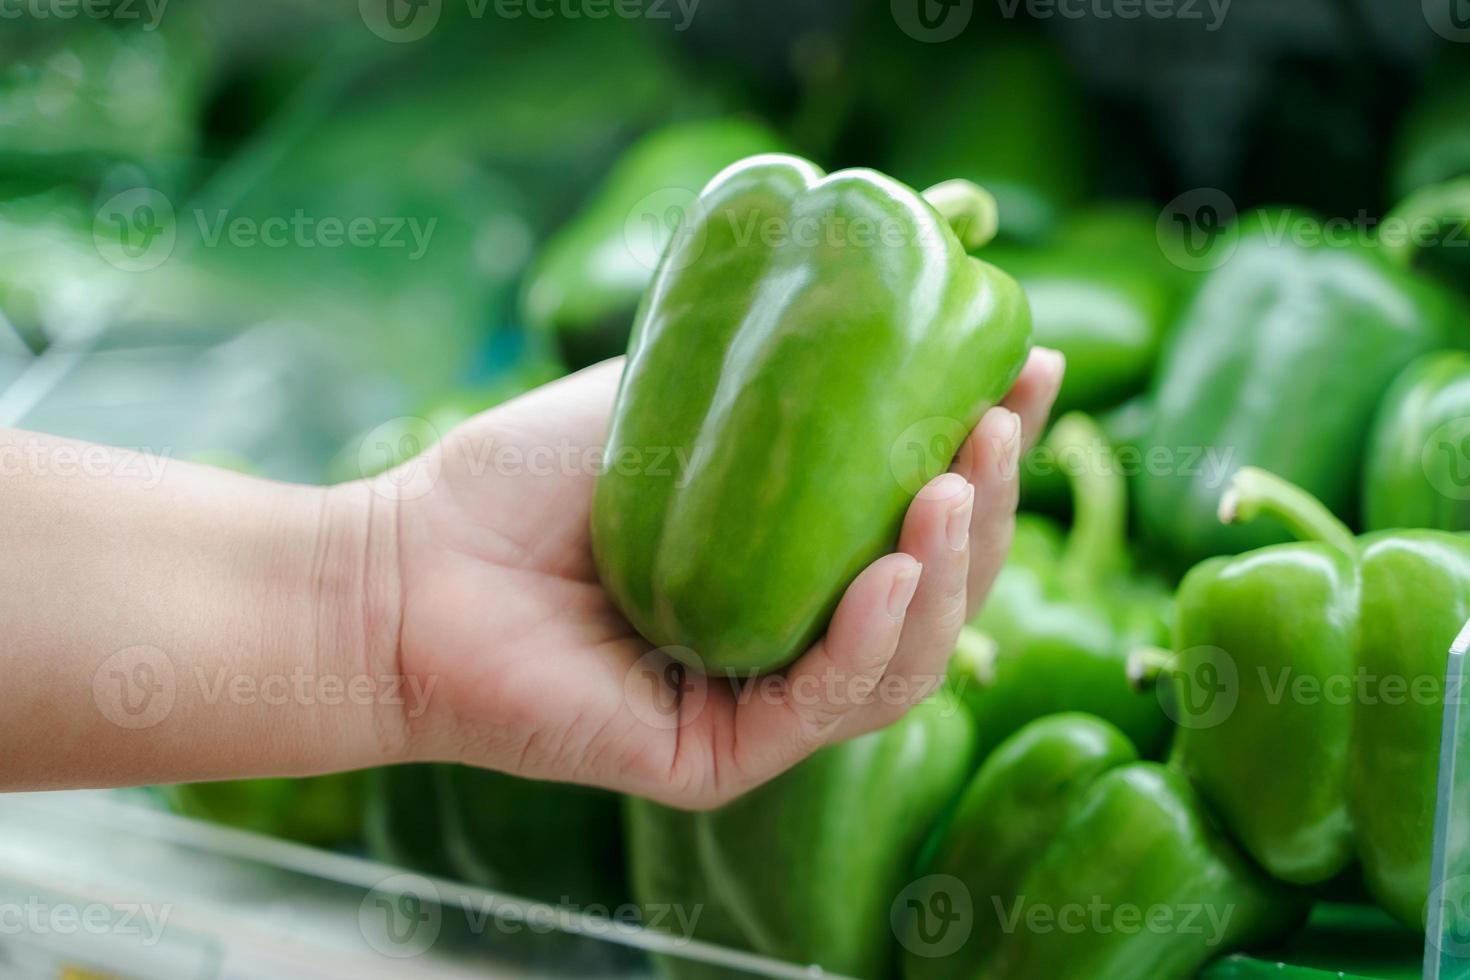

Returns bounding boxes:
[0,349,1062,810]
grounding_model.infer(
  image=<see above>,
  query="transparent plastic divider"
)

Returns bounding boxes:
[0,790,841,979]
[1427,617,1470,979]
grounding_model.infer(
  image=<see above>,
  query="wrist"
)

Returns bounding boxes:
[305,478,408,769]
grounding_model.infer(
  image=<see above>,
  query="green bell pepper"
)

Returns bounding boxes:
[953,413,1171,759]
[1379,177,1470,301]
[1136,212,1467,569]
[1390,55,1470,204]
[438,767,626,908]
[164,771,366,847]
[1159,467,1470,928]
[364,764,457,877]
[522,117,786,368]
[905,714,1303,980]
[1364,350,1470,533]
[626,690,976,979]
[984,205,1189,415]
[592,156,1032,675]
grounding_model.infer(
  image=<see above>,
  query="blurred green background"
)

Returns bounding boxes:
[2,0,1465,485]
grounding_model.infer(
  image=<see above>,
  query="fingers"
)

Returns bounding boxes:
[710,553,921,804]
[1002,347,1066,455]
[952,406,1023,616]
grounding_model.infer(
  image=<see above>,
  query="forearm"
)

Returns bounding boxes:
[0,430,405,790]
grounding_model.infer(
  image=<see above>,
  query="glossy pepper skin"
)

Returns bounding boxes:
[521,118,785,368]
[1163,467,1470,927]
[1364,350,1470,533]
[592,155,1032,675]
[1137,214,1466,569]
[905,714,1303,980]
[954,413,1171,759]
[626,691,976,979]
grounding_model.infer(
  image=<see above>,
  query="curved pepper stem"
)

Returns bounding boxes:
[1046,412,1130,590]
[1379,177,1470,269]
[1218,466,1358,557]
[922,180,1000,252]
[949,626,999,690]
[1126,646,1177,693]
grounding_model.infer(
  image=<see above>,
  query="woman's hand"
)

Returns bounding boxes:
[385,349,1064,809]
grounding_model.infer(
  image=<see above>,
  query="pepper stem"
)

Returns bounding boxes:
[922,180,1000,252]
[1126,646,1177,693]
[948,626,998,691]
[1046,412,1129,590]
[1218,466,1358,557]
[1379,177,1470,269]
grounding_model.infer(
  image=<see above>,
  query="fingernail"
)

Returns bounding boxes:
[946,482,975,551]
[1035,346,1066,382]
[888,561,922,618]
[921,470,970,502]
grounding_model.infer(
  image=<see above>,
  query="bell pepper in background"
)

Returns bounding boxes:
[983,204,1190,415]
[626,690,976,979]
[1156,467,1470,928]
[623,797,748,980]
[953,413,1171,760]
[1364,350,1470,533]
[0,11,213,188]
[1136,211,1467,570]
[438,767,626,909]
[1379,176,1470,301]
[904,714,1303,980]
[593,157,1032,676]
[164,772,366,847]
[1390,55,1470,204]
[1019,392,1154,518]
[881,36,1091,244]
[363,765,457,878]
[521,117,786,368]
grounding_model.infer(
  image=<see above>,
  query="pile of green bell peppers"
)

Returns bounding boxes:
[1158,466,1470,929]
